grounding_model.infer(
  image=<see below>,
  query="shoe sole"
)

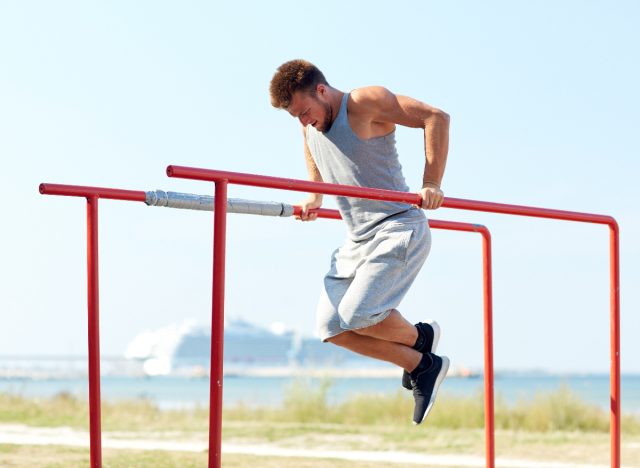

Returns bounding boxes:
[414,355,450,425]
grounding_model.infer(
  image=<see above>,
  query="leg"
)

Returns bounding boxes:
[352,308,417,346]
[327,331,421,372]
[317,222,447,424]
[328,329,449,425]
[353,309,441,391]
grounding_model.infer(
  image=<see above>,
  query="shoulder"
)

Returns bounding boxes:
[348,87,399,123]
[349,86,396,110]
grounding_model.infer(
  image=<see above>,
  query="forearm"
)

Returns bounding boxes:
[422,111,450,188]
[303,135,324,201]
[302,127,324,201]
[305,150,323,183]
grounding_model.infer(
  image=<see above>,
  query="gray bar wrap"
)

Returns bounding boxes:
[145,190,294,217]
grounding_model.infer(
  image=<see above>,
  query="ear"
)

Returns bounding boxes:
[316,83,327,96]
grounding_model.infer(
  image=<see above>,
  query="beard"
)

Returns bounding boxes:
[316,100,334,133]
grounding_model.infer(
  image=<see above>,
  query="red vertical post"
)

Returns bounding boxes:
[609,221,620,468]
[480,228,495,468]
[209,181,227,468]
[86,196,102,468]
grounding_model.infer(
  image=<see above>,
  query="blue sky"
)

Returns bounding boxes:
[1,1,638,373]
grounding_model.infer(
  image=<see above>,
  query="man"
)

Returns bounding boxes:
[269,59,450,425]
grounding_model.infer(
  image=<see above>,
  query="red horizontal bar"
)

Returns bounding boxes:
[298,206,488,234]
[38,182,487,235]
[167,166,615,227]
[443,197,614,226]
[429,219,489,234]
[167,166,422,206]
[292,206,342,220]
[39,183,146,202]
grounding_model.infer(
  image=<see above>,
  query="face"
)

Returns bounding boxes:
[287,86,334,133]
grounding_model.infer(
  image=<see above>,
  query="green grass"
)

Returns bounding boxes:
[1,384,639,467]
[223,380,640,434]
[0,392,209,432]
[1,381,638,434]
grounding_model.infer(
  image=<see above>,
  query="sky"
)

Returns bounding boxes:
[0,1,638,374]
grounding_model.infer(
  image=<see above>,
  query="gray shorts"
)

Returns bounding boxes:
[316,217,431,341]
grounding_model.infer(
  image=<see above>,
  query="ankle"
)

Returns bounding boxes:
[412,324,425,350]
[410,353,433,378]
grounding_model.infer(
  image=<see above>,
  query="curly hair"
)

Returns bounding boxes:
[269,59,329,109]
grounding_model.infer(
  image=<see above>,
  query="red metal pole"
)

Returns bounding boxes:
[165,166,613,224]
[480,227,495,468]
[40,183,146,202]
[292,205,343,220]
[610,221,620,468]
[41,173,617,467]
[86,196,102,468]
[167,166,422,206]
[209,181,227,468]
[41,180,499,467]
[442,197,614,225]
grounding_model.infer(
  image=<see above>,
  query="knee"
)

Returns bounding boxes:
[326,331,355,347]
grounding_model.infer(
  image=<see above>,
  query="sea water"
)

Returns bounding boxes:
[1,373,639,414]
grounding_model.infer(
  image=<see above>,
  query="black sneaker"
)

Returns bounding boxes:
[411,353,449,425]
[402,321,440,390]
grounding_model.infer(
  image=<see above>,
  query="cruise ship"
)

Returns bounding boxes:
[125,318,356,376]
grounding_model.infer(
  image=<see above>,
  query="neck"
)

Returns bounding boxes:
[325,88,345,125]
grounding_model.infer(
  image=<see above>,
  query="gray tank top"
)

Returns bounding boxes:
[306,92,425,241]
